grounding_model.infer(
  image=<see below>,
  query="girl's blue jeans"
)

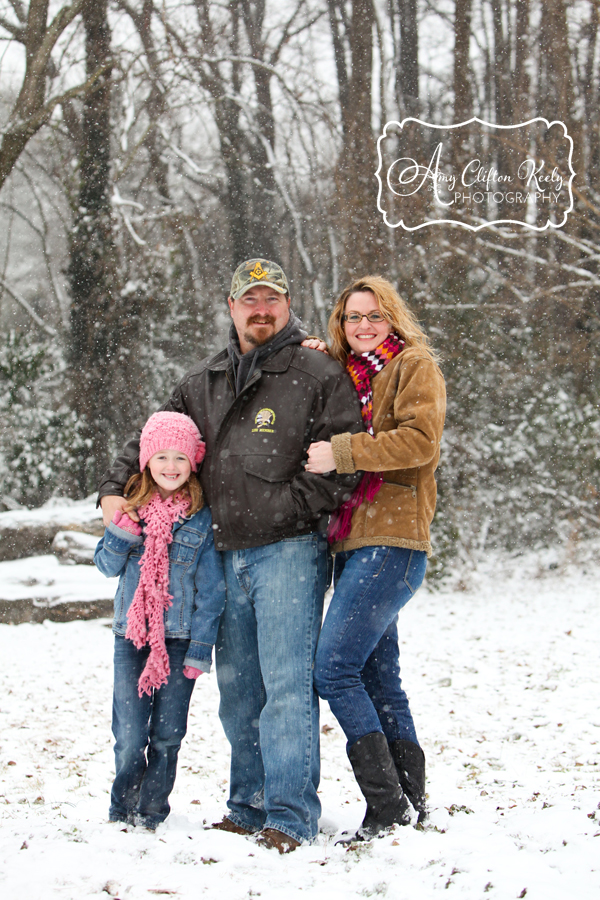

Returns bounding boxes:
[314,546,427,749]
[110,635,195,828]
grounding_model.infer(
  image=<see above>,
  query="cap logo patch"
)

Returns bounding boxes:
[253,408,276,433]
[249,261,268,282]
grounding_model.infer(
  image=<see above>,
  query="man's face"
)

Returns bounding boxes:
[228,285,291,353]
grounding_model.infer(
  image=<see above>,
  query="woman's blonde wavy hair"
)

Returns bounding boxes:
[328,275,440,367]
[123,468,203,516]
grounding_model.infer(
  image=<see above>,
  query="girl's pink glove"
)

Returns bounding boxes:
[112,509,143,536]
[183,666,203,679]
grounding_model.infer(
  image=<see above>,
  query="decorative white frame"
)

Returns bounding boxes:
[375,117,575,232]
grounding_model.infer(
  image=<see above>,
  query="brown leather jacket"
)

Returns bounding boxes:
[330,347,446,557]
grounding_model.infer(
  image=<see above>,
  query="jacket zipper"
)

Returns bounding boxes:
[214,368,263,545]
[384,480,417,498]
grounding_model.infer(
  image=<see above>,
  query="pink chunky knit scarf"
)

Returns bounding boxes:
[327,332,405,544]
[125,491,191,696]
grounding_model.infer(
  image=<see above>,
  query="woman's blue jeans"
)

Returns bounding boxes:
[110,636,195,828]
[314,546,426,749]
[215,533,329,844]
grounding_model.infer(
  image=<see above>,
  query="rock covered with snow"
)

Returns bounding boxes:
[0,497,103,563]
[51,531,99,566]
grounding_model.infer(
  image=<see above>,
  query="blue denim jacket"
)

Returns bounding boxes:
[94,505,225,673]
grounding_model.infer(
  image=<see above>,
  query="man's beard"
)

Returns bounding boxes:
[243,315,276,348]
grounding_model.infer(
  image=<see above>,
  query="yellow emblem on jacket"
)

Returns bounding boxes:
[253,408,276,433]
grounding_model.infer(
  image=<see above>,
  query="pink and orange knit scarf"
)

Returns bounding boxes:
[125,491,191,697]
[328,332,405,544]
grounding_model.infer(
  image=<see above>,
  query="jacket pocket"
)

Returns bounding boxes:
[241,455,298,530]
[170,527,203,566]
[365,481,418,540]
[243,454,298,482]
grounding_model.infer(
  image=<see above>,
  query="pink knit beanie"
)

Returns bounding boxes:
[139,412,206,473]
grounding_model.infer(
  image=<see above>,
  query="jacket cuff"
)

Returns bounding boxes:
[184,641,212,673]
[106,521,144,545]
[183,658,211,674]
[97,483,125,508]
[331,433,356,474]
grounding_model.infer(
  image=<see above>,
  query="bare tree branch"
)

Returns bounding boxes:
[0,276,57,334]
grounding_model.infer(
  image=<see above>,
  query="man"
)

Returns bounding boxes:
[99,258,363,851]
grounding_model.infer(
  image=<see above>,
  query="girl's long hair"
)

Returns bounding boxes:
[123,468,203,516]
[328,275,440,368]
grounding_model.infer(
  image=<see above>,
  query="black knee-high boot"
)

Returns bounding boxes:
[389,739,427,822]
[347,732,411,837]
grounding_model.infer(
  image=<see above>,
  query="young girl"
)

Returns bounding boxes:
[306,276,446,839]
[95,411,225,831]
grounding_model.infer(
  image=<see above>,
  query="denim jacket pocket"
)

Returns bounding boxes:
[169,526,203,566]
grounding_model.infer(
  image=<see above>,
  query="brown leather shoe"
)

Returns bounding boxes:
[255,827,301,854]
[211,816,254,835]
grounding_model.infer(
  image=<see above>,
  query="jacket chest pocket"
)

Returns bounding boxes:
[169,528,203,566]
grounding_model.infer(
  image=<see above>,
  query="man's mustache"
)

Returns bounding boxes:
[247,315,276,326]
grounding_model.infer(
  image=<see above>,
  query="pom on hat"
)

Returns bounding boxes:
[139,412,205,473]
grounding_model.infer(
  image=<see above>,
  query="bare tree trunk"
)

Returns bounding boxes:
[453,0,472,125]
[328,0,350,137]
[67,0,117,495]
[240,0,278,261]
[398,0,419,117]
[331,0,386,279]
[514,0,530,123]
[583,0,599,191]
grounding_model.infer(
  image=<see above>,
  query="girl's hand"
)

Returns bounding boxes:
[305,441,336,474]
[183,666,203,679]
[112,510,143,536]
[301,338,329,354]
[101,495,140,527]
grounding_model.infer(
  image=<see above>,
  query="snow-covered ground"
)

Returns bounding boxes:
[0,550,598,899]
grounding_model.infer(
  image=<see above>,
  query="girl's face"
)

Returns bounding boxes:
[343,291,392,355]
[148,449,192,500]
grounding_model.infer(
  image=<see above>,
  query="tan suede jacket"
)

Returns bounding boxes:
[330,347,446,557]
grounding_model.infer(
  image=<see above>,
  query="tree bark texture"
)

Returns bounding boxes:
[67,0,117,494]
[332,0,386,280]
[453,0,472,125]
[398,0,419,117]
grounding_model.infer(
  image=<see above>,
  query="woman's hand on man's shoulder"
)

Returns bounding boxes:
[301,337,329,354]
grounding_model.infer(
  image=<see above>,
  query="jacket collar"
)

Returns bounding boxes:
[206,344,295,374]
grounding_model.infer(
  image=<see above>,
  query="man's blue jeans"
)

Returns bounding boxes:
[215,533,329,844]
[110,636,195,828]
[314,546,427,749]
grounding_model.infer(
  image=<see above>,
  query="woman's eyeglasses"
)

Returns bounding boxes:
[342,311,387,324]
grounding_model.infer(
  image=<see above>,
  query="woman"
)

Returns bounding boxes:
[306,275,445,838]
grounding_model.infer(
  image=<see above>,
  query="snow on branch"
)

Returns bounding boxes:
[0,278,57,336]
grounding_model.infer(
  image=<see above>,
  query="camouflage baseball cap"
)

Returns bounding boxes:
[230,258,289,301]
